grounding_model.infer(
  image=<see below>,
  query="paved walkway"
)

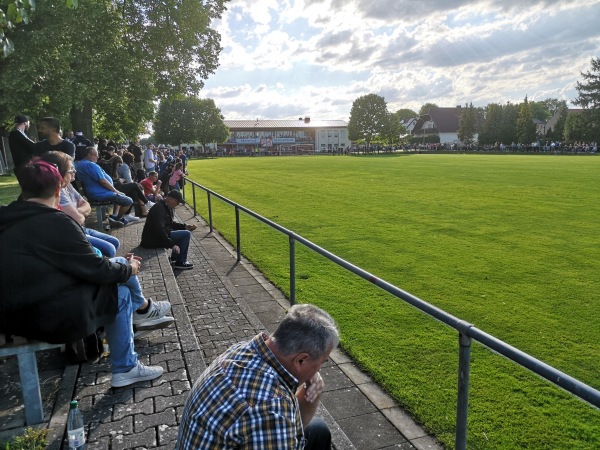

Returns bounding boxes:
[0,205,443,450]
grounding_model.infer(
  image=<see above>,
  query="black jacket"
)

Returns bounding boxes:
[0,201,131,343]
[140,200,186,249]
[8,128,35,170]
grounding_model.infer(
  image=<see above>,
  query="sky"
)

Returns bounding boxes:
[200,0,600,122]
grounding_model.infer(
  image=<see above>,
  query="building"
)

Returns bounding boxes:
[218,118,349,154]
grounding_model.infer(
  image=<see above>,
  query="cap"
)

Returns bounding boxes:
[166,190,184,204]
[75,131,83,136]
[14,114,29,124]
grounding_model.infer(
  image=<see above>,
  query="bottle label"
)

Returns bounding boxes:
[68,427,85,448]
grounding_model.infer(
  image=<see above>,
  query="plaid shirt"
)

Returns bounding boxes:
[175,333,305,449]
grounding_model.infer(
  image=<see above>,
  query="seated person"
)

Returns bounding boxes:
[175,304,338,450]
[140,171,163,203]
[40,151,119,257]
[0,161,172,387]
[140,190,195,270]
[75,146,137,226]
[168,162,184,192]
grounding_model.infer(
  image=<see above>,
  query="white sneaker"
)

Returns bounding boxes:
[133,299,172,329]
[127,213,141,222]
[111,362,163,387]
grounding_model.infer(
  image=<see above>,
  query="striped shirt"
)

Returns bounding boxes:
[175,333,305,449]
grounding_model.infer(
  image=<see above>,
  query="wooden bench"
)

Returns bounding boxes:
[0,333,64,425]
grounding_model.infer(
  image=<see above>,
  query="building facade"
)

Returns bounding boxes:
[219,118,349,154]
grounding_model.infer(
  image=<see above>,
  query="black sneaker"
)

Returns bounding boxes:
[173,262,194,270]
[108,216,124,228]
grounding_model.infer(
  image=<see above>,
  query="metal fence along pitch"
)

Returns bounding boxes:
[182,177,600,450]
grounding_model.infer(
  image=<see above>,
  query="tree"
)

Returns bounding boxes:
[394,108,418,121]
[563,111,587,142]
[154,96,229,148]
[499,102,519,145]
[573,57,600,143]
[0,0,226,139]
[419,103,438,115]
[348,94,390,151]
[478,103,503,145]
[516,96,537,144]
[457,102,478,145]
[380,112,406,146]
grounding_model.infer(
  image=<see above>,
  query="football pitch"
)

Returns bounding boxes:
[187,154,600,449]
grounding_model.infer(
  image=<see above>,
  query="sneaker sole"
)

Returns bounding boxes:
[173,265,194,270]
[133,316,175,331]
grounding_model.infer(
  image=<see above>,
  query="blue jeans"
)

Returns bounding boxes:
[104,284,137,374]
[103,257,148,374]
[98,192,133,207]
[85,228,120,257]
[170,230,191,264]
[304,418,331,450]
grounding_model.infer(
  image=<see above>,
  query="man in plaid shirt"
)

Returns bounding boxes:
[176,304,339,449]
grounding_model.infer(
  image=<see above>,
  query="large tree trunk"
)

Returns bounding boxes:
[70,100,94,141]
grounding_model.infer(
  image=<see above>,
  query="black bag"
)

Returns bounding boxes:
[65,330,103,364]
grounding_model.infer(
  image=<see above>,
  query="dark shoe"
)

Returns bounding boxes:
[108,216,124,228]
[173,262,194,270]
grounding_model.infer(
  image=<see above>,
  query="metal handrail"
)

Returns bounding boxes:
[181,177,600,449]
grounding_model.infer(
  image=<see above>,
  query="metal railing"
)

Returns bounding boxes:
[182,177,600,450]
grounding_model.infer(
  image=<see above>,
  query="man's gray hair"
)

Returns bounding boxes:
[271,304,339,360]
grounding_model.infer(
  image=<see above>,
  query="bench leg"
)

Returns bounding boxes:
[96,206,104,229]
[17,352,45,425]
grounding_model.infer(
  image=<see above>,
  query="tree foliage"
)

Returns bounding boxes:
[154,96,229,147]
[0,0,226,139]
[457,102,478,145]
[573,57,600,143]
[516,96,537,144]
[394,108,417,121]
[348,94,390,150]
[381,111,406,146]
[419,103,438,115]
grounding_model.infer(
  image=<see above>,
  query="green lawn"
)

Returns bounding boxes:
[0,175,19,205]
[185,154,600,449]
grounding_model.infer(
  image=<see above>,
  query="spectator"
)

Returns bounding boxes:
[140,171,163,203]
[175,304,338,450]
[75,146,135,227]
[8,114,35,172]
[0,161,173,387]
[140,190,195,270]
[144,144,157,172]
[168,162,184,191]
[40,151,120,257]
[32,117,76,159]
[72,131,93,161]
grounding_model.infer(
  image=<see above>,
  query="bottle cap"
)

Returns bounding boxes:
[70,400,79,408]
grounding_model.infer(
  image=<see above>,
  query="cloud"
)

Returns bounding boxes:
[202,0,600,120]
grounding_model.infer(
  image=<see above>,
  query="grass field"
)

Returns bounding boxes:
[185,154,600,449]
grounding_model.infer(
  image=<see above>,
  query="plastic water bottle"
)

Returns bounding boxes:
[67,400,86,449]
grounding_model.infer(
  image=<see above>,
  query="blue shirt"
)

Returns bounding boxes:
[75,160,114,200]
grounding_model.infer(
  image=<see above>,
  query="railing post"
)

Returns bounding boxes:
[456,331,472,450]
[207,191,213,232]
[192,183,197,217]
[289,234,296,305]
[235,205,241,262]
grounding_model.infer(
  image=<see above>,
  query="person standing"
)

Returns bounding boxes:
[32,117,76,159]
[8,114,35,172]
[72,131,93,161]
[175,304,338,450]
[144,144,158,173]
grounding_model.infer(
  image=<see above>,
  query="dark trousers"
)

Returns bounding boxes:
[305,418,331,450]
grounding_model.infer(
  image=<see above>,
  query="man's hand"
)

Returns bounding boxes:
[186,224,196,232]
[303,372,324,404]
[124,253,142,262]
[128,256,141,275]
[172,245,181,254]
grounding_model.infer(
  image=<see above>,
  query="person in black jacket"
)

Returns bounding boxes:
[0,161,166,387]
[8,114,35,172]
[140,190,196,270]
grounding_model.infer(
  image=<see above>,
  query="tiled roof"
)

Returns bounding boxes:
[224,119,347,129]
[428,107,462,133]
